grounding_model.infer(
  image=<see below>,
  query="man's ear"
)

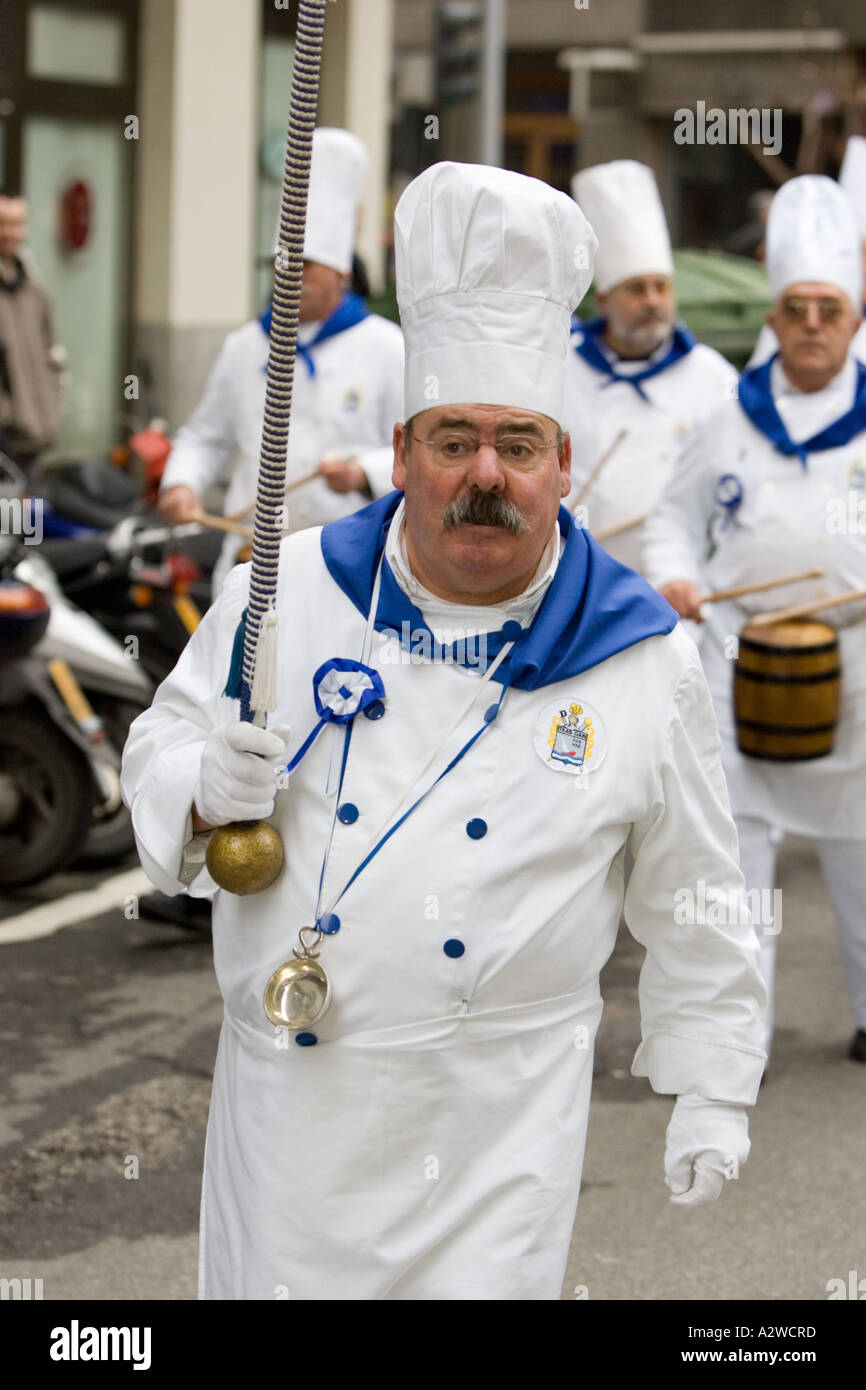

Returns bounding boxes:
[392,421,408,491]
[559,432,572,497]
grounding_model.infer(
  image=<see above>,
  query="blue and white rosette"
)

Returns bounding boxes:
[715,473,744,529]
[285,658,386,773]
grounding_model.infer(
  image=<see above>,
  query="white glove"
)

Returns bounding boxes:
[664,1093,751,1208]
[194,722,292,828]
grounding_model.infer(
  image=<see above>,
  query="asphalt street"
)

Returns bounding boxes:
[0,836,863,1302]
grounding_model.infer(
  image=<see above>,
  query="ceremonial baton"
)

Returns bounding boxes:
[593,508,650,542]
[226,468,322,523]
[206,0,327,896]
[699,567,825,605]
[748,586,866,628]
[189,509,255,541]
[572,427,628,510]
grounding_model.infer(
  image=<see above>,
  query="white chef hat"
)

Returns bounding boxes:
[571,160,673,294]
[839,135,866,241]
[273,127,367,274]
[394,161,597,425]
[766,174,862,309]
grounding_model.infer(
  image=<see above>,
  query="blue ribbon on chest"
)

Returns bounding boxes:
[571,316,697,402]
[737,353,866,467]
[258,291,370,377]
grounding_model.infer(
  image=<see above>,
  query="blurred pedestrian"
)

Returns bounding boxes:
[0,193,62,474]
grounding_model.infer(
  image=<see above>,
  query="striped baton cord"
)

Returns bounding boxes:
[240,0,327,725]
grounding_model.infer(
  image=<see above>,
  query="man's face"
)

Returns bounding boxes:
[0,198,26,259]
[767,282,859,389]
[598,274,676,355]
[298,260,346,322]
[391,403,571,604]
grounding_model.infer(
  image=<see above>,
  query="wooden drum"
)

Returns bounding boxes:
[734,619,841,761]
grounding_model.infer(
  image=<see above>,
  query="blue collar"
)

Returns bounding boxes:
[571,317,697,402]
[258,291,369,377]
[737,353,866,467]
[320,492,677,691]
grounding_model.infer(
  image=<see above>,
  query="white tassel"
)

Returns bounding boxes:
[250,602,279,714]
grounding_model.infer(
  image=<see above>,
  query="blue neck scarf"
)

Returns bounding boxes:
[737,353,866,467]
[320,492,677,691]
[258,291,369,377]
[572,316,697,402]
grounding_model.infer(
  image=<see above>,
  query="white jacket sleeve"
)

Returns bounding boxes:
[641,415,718,591]
[160,338,240,498]
[624,641,768,1104]
[120,564,249,895]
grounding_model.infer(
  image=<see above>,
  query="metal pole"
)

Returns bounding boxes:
[479,0,505,166]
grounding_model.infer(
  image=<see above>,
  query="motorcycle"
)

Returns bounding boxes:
[37,513,211,685]
[0,534,154,881]
[27,446,218,684]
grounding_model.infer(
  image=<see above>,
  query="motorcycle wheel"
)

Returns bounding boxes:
[76,697,146,866]
[0,705,95,887]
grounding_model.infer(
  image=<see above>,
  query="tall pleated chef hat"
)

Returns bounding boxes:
[394,161,597,425]
[839,135,866,241]
[571,160,673,295]
[273,127,367,274]
[766,174,862,309]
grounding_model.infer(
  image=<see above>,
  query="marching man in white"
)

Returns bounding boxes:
[748,137,866,369]
[123,162,766,1301]
[563,160,736,573]
[644,174,866,1065]
[158,127,403,592]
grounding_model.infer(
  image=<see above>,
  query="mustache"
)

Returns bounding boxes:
[633,308,669,326]
[442,491,528,534]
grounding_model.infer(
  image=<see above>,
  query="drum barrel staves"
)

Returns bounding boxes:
[734,619,841,761]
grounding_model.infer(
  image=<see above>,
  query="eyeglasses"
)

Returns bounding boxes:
[780,298,846,324]
[410,430,561,467]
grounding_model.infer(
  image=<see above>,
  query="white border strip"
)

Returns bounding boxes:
[0,868,155,945]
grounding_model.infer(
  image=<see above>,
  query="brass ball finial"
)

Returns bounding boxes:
[206,821,285,895]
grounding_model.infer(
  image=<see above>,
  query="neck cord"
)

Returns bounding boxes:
[311,554,516,932]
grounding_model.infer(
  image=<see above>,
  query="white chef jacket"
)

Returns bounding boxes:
[161,310,403,590]
[563,326,737,572]
[643,355,866,840]
[748,316,866,369]
[121,507,766,1300]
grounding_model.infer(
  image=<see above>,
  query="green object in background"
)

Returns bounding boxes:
[368,249,772,370]
[366,286,400,325]
[576,249,772,369]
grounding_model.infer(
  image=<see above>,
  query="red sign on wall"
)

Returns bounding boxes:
[59,179,91,251]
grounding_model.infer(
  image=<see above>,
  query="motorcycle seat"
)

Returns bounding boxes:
[37,537,110,580]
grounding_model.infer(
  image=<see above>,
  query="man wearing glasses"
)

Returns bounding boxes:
[123,162,766,1300]
[644,175,866,1067]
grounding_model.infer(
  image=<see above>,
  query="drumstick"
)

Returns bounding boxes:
[227,467,322,523]
[594,509,651,541]
[700,567,825,605]
[749,586,866,627]
[189,510,254,540]
[573,427,629,508]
